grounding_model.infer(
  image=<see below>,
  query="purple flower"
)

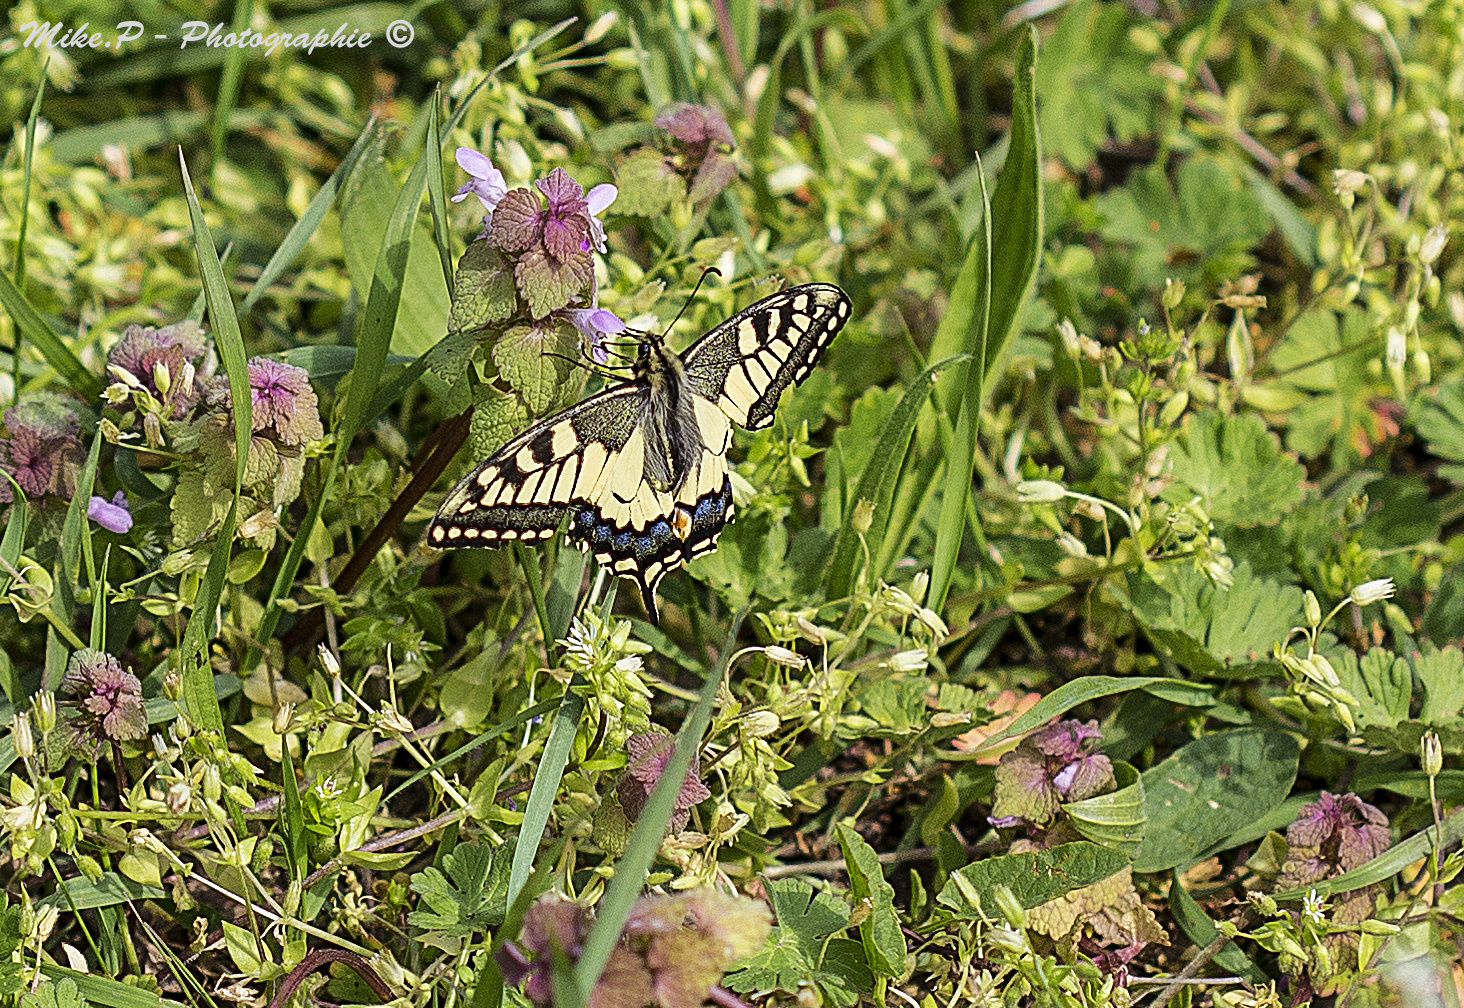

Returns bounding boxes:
[989,719,1114,829]
[654,103,735,148]
[561,307,626,364]
[106,321,207,416]
[1285,791,1390,873]
[88,491,133,533]
[208,358,323,447]
[616,731,712,833]
[453,147,508,221]
[488,168,616,262]
[0,399,82,504]
[62,649,147,757]
[583,182,617,253]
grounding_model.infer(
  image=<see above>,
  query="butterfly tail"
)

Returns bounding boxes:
[634,572,662,625]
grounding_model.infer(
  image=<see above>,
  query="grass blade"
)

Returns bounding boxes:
[176,151,253,736]
[574,613,743,998]
[825,354,970,600]
[506,688,585,909]
[926,27,1042,612]
[0,269,99,400]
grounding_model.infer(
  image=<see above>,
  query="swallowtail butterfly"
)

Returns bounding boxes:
[428,283,851,623]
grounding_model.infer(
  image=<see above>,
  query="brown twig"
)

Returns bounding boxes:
[267,948,394,1008]
[279,407,473,657]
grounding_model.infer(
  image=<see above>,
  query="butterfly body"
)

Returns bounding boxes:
[429,283,851,623]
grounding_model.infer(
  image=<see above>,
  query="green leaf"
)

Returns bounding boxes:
[1260,306,1381,461]
[409,842,510,945]
[1132,727,1300,873]
[1165,412,1306,527]
[1036,0,1161,170]
[613,148,683,216]
[1064,761,1146,857]
[493,324,574,415]
[221,920,264,976]
[835,824,906,978]
[1122,561,1303,678]
[38,872,163,911]
[0,269,100,400]
[1169,871,1265,982]
[936,842,1128,919]
[20,976,86,1008]
[953,675,1208,759]
[723,878,871,1008]
[448,241,518,336]
[1414,646,1464,725]
[1412,376,1464,483]
[35,966,171,1008]
[1328,647,1411,732]
[825,353,969,598]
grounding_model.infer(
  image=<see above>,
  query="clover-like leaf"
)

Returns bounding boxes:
[409,842,509,953]
[722,878,871,1008]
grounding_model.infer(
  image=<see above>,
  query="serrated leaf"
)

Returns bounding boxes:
[722,878,871,1008]
[836,824,906,978]
[408,842,510,940]
[515,248,592,319]
[1064,761,1146,857]
[492,325,573,415]
[1413,378,1464,482]
[1412,646,1464,726]
[1262,306,1382,460]
[1165,412,1305,527]
[1122,561,1303,678]
[936,842,1127,919]
[1328,647,1410,731]
[1132,727,1299,873]
[20,976,85,1008]
[448,241,517,334]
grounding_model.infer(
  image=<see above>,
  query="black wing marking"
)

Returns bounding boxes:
[428,382,735,625]
[681,283,852,430]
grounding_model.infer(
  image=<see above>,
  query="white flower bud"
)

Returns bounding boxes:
[377,704,414,735]
[1422,730,1442,777]
[153,360,172,397]
[764,646,808,670]
[1420,224,1448,266]
[1332,169,1370,196]
[1303,590,1321,627]
[12,712,34,760]
[1016,479,1067,504]
[272,702,296,736]
[886,650,928,673]
[317,644,341,678]
[744,711,780,737]
[1349,578,1395,607]
[32,691,56,734]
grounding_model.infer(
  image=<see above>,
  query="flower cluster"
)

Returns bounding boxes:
[0,396,82,507]
[454,148,622,340]
[61,649,147,758]
[498,890,770,1008]
[989,719,1115,836]
[1270,792,1391,981]
[106,320,208,419]
[653,103,737,205]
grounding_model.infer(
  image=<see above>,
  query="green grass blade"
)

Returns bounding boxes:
[1272,804,1464,902]
[385,697,558,802]
[211,0,252,164]
[423,98,456,295]
[506,688,586,909]
[176,152,253,736]
[12,64,46,391]
[0,269,100,400]
[241,119,381,312]
[574,614,742,999]
[825,354,970,600]
[926,26,1042,612]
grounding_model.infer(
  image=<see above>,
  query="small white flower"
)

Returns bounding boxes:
[1349,578,1395,607]
[1302,889,1327,927]
[886,650,928,673]
[1016,479,1067,504]
[1420,223,1449,266]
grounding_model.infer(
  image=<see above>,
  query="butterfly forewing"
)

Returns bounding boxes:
[682,283,852,430]
[429,282,851,623]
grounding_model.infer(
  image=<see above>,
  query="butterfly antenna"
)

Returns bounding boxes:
[544,351,625,379]
[661,266,723,339]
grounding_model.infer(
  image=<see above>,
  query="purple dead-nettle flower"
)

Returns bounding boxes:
[453,147,508,222]
[62,649,147,757]
[0,400,82,504]
[488,168,616,261]
[990,718,1114,829]
[617,731,712,832]
[106,321,207,416]
[247,358,323,445]
[561,306,627,364]
[654,102,735,148]
[582,181,616,253]
[1285,791,1390,872]
[88,491,133,533]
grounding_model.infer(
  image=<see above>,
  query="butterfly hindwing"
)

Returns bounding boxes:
[682,283,852,430]
[428,386,644,546]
